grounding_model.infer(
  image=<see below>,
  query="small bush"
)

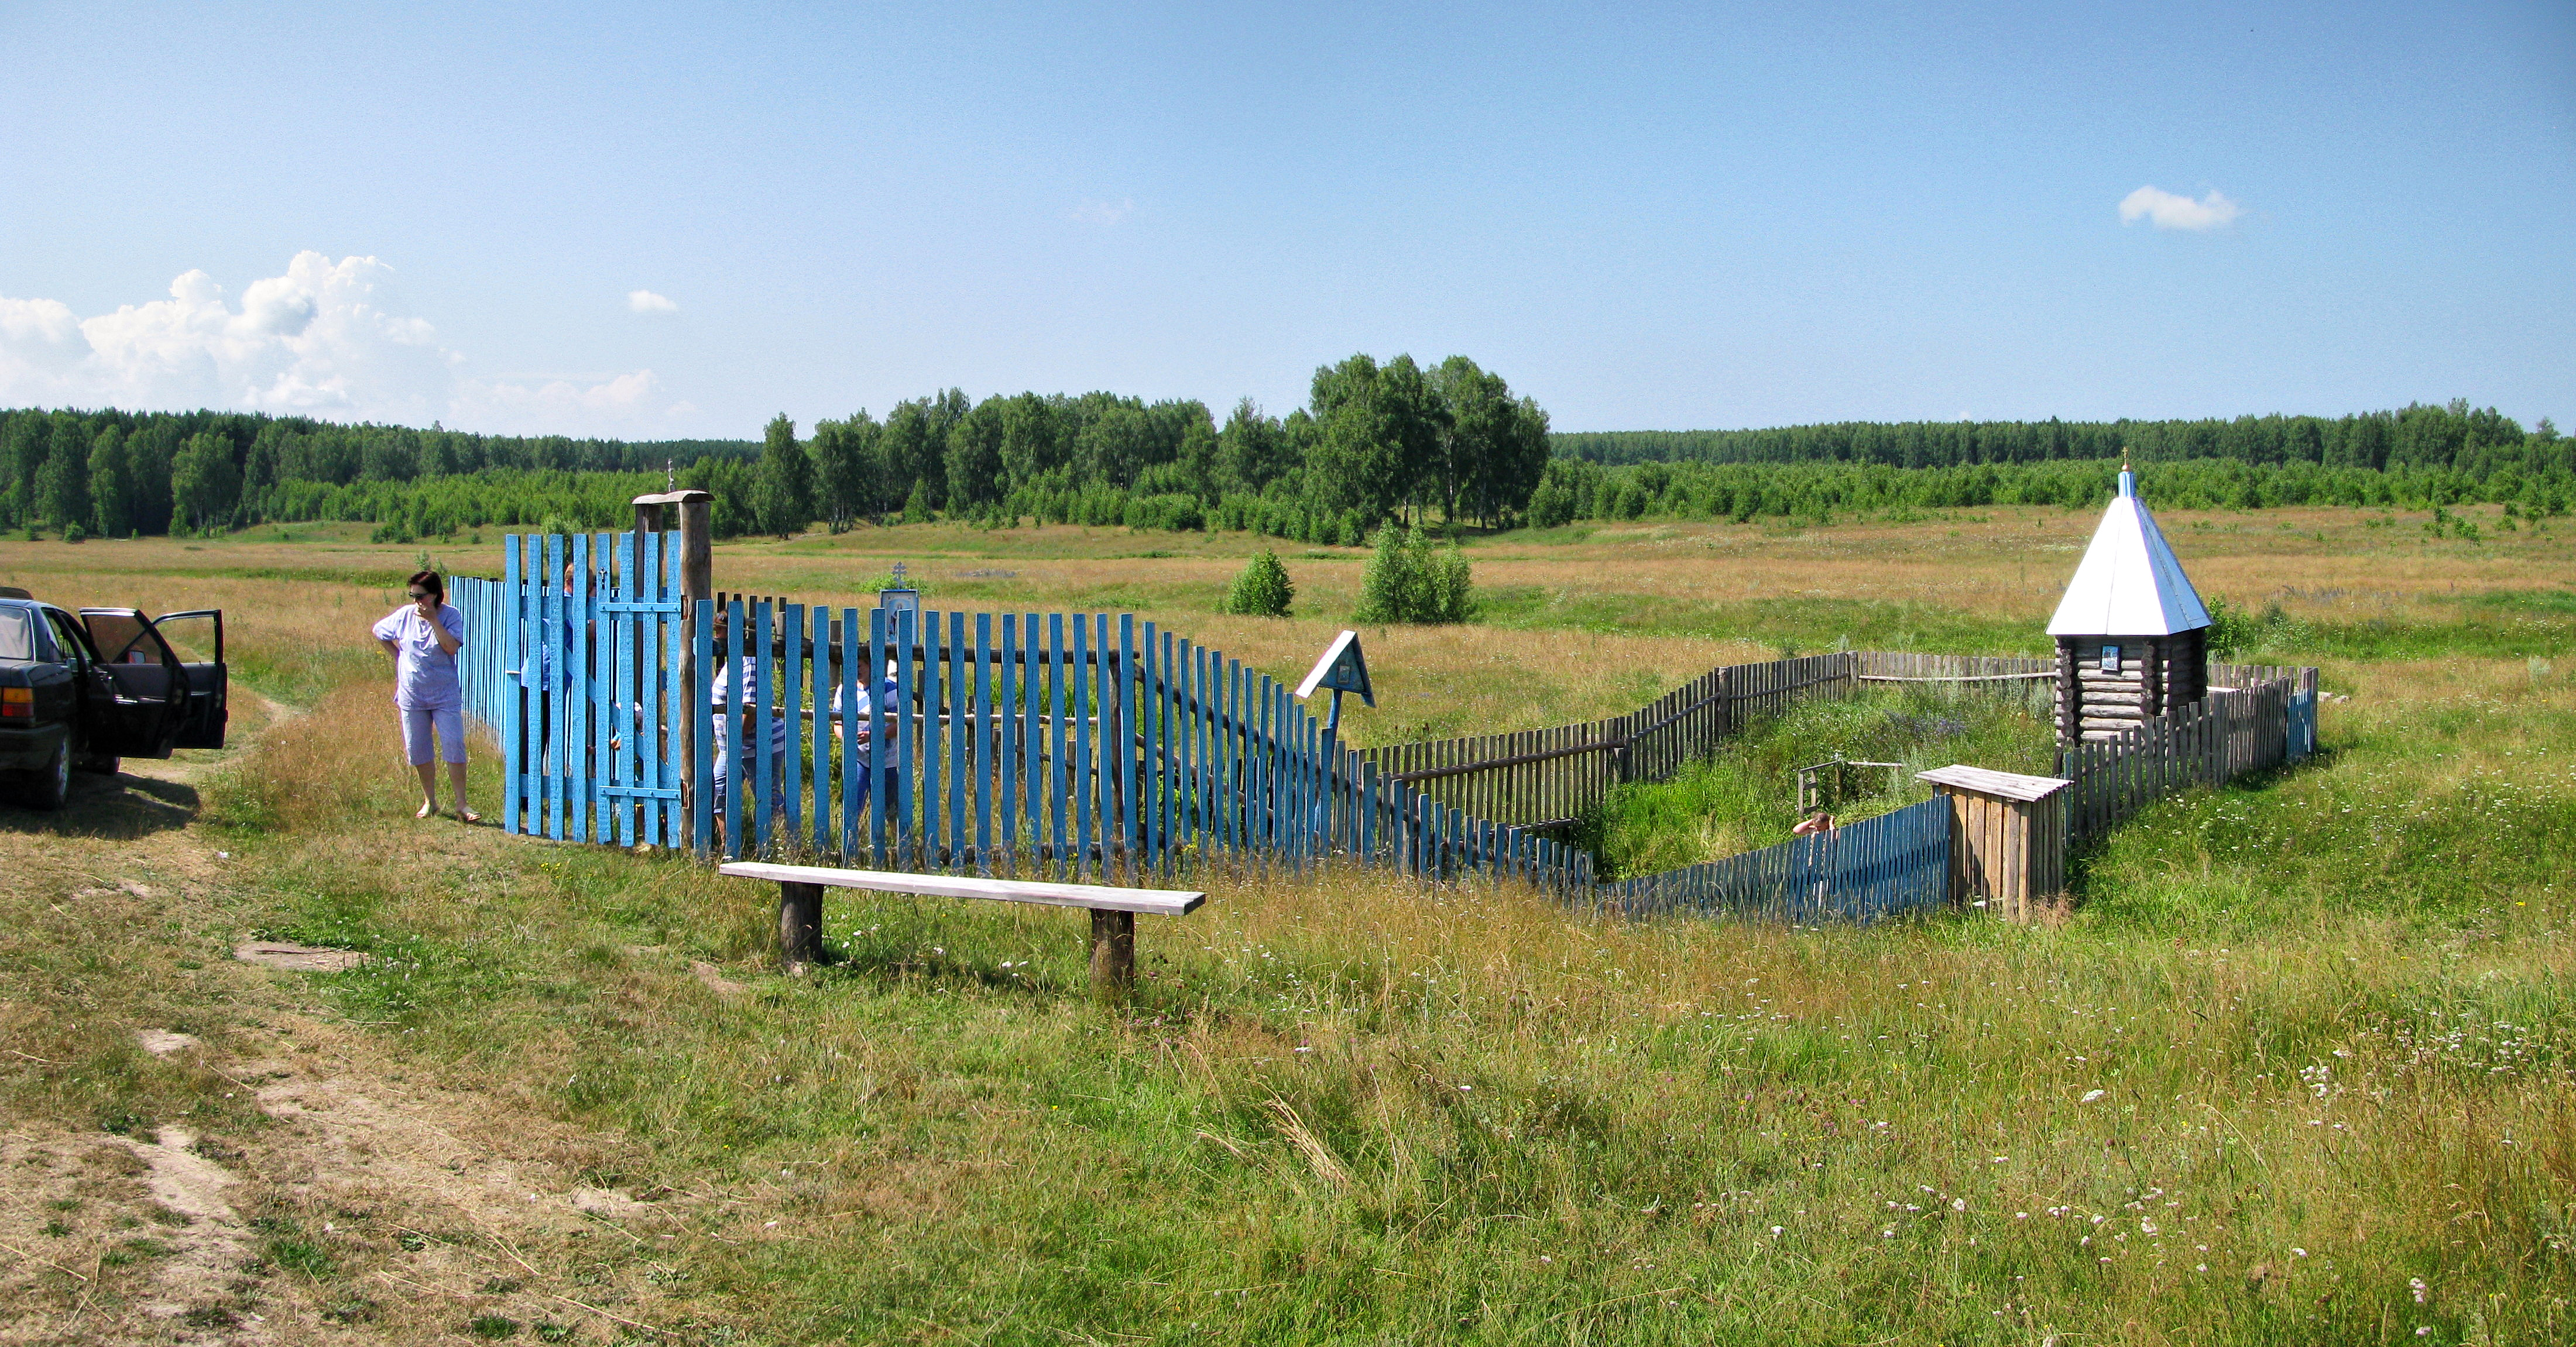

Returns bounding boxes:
[1352,527,1473,624]
[1219,551,1294,617]
[63,521,88,543]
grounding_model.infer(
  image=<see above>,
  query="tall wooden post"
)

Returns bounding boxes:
[659,490,714,848]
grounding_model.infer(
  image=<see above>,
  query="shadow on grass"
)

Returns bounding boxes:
[0,769,200,840]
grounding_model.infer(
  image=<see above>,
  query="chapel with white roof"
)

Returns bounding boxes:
[2045,466,2214,744]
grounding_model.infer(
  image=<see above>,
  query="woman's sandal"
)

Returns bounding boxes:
[455,807,482,824]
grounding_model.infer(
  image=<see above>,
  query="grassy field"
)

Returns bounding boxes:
[2,507,2572,1345]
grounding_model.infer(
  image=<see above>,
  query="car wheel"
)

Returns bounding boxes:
[76,752,119,775]
[24,741,70,810]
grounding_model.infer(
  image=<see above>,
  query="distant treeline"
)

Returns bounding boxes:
[4,391,2563,545]
[0,404,754,540]
[1527,455,2574,528]
[1551,401,2567,478]
[0,352,1549,544]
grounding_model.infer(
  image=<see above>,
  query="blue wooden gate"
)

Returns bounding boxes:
[484,531,688,844]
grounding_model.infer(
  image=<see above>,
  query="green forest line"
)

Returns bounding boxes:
[4,380,2565,545]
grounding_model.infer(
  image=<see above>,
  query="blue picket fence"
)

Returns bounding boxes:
[1597,796,1953,923]
[682,597,1600,893]
[446,533,1984,923]
[450,534,1597,894]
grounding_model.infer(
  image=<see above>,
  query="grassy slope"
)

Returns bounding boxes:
[4,523,2574,1344]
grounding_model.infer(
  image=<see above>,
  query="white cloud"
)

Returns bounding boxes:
[0,252,682,436]
[1068,197,1134,226]
[2119,185,2242,232]
[627,288,678,313]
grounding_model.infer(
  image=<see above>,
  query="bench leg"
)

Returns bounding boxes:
[779,881,824,969]
[1089,909,1135,1004]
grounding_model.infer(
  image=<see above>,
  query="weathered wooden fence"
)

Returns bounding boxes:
[1599,797,1952,923]
[2057,668,2318,845]
[1354,653,1856,829]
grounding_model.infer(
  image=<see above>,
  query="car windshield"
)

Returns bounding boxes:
[0,609,30,661]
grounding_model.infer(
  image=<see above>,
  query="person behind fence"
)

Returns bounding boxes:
[709,613,793,843]
[1792,810,1836,836]
[519,561,584,778]
[372,570,478,823]
[825,659,904,827]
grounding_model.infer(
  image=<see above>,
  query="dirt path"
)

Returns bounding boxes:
[1,700,695,1345]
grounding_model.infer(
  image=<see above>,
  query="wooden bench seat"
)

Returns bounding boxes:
[716,861,1205,1001]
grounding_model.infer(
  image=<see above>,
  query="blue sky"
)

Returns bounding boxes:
[2,1,2570,438]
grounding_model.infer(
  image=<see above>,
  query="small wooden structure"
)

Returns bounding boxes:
[2046,468,2213,744]
[1917,765,2070,922]
[718,861,1205,1003]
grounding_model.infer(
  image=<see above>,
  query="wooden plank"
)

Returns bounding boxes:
[753,600,777,851]
[947,611,969,871]
[1151,634,1171,865]
[995,613,1016,870]
[1048,613,1069,876]
[975,612,994,874]
[541,534,564,840]
[501,535,524,835]
[878,607,903,865]
[1072,613,1092,879]
[718,861,1206,915]
[838,607,860,859]
[1116,614,1138,881]
[809,605,832,851]
[693,598,715,855]
[918,609,943,868]
[719,599,743,856]
[780,603,804,845]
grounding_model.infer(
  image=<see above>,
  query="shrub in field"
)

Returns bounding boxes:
[2205,593,2310,657]
[1353,525,1472,624]
[1219,551,1294,617]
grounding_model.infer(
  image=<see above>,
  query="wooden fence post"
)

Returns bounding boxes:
[778,879,824,967]
[658,490,714,851]
[1090,909,1136,1003]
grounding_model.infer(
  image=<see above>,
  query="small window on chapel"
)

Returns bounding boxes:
[2101,644,2122,675]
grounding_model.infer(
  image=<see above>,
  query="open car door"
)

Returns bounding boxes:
[149,610,228,750]
[75,609,186,757]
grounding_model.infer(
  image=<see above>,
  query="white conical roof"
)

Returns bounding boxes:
[2046,469,2211,636]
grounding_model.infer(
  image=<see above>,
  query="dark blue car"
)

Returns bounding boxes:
[0,592,228,810]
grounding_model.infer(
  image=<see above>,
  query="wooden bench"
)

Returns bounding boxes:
[716,861,1206,1002]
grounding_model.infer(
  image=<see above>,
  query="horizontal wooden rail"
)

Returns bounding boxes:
[1387,736,1623,782]
[1858,671,2058,683]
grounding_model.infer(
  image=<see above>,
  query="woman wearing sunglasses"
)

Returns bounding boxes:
[372,569,477,821]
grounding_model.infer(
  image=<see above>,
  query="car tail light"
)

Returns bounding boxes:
[0,687,29,718]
